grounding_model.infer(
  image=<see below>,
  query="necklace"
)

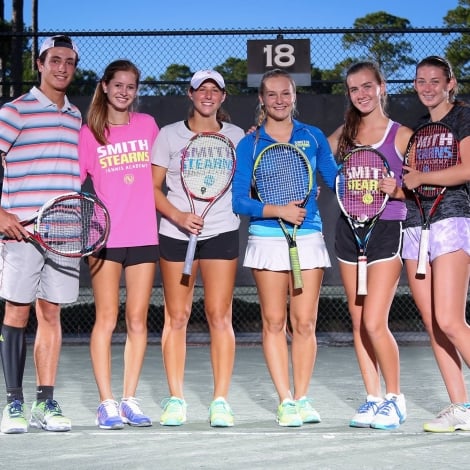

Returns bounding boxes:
[108,113,131,126]
[108,120,130,126]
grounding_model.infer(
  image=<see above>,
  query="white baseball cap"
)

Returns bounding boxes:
[190,70,225,90]
[39,35,79,60]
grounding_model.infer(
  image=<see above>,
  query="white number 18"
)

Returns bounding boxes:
[263,44,296,68]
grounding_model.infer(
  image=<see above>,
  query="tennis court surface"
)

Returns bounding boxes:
[1,342,469,469]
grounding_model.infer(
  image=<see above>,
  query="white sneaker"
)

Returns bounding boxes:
[423,404,470,432]
[370,393,406,430]
[350,395,383,428]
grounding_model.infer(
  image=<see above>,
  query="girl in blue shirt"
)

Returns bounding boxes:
[232,69,337,427]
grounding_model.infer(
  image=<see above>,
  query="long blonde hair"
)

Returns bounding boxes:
[255,68,298,127]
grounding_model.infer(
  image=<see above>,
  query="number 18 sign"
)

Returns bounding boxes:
[247,39,311,88]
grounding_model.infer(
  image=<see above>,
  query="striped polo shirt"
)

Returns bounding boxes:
[0,86,81,220]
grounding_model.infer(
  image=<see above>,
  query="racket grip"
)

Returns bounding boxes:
[416,228,430,275]
[357,255,368,295]
[183,234,198,276]
[289,246,303,290]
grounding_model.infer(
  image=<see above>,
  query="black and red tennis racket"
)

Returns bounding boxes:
[181,132,236,276]
[404,121,459,274]
[336,147,391,295]
[4,192,110,257]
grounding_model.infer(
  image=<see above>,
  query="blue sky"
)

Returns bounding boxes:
[5,0,460,30]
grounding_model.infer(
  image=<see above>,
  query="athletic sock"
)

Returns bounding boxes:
[6,387,24,403]
[36,385,54,403]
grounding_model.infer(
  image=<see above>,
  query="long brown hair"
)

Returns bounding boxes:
[87,59,140,145]
[337,61,387,159]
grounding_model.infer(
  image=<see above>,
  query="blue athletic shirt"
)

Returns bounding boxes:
[232,119,338,236]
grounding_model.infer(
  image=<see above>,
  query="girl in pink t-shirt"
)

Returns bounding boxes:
[79,60,159,430]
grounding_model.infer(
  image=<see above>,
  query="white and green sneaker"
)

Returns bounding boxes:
[160,397,187,426]
[1,400,28,434]
[424,404,470,432]
[296,396,321,424]
[276,399,302,427]
[209,397,234,427]
[30,399,71,432]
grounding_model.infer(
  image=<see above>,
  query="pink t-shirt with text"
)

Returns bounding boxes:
[79,112,159,248]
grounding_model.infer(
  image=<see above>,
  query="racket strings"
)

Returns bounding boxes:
[37,198,109,254]
[337,150,388,221]
[255,146,311,205]
[182,136,235,199]
[407,124,458,198]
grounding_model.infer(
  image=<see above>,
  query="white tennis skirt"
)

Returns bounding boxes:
[243,232,331,271]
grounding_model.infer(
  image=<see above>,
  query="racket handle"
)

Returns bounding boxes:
[416,228,430,275]
[289,246,303,290]
[183,234,198,276]
[357,255,368,295]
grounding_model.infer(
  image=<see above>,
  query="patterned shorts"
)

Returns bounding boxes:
[402,217,470,262]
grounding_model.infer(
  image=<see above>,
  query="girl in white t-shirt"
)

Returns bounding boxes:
[152,70,244,428]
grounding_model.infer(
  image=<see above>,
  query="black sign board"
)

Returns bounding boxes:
[247,39,311,88]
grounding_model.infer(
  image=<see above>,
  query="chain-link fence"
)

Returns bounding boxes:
[1,27,470,343]
[4,284,424,345]
[1,27,470,95]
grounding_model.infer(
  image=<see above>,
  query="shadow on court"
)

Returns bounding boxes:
[0,342,469,470]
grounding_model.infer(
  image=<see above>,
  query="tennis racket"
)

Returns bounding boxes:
[404,121,459,275]
[336,147,391,295]
[181,132,236,276]
[253,143,313,290]
[4,192,110,257]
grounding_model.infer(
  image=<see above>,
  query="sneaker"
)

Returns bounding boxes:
[370,393,406,430]
[276,399,303,427]
[296,397,321,424]
[209,397,234,427]
[423,404,470,432]
[1,400,28,434]
[120,397,152,427]
[160,396,187,426]
[30,399,71,432]
[350,395,383,428]
[96,399,124,430]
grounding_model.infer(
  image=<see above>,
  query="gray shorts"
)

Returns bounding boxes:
[0,241,80,304]
[402,217,470,262]
[243,232,331,271]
